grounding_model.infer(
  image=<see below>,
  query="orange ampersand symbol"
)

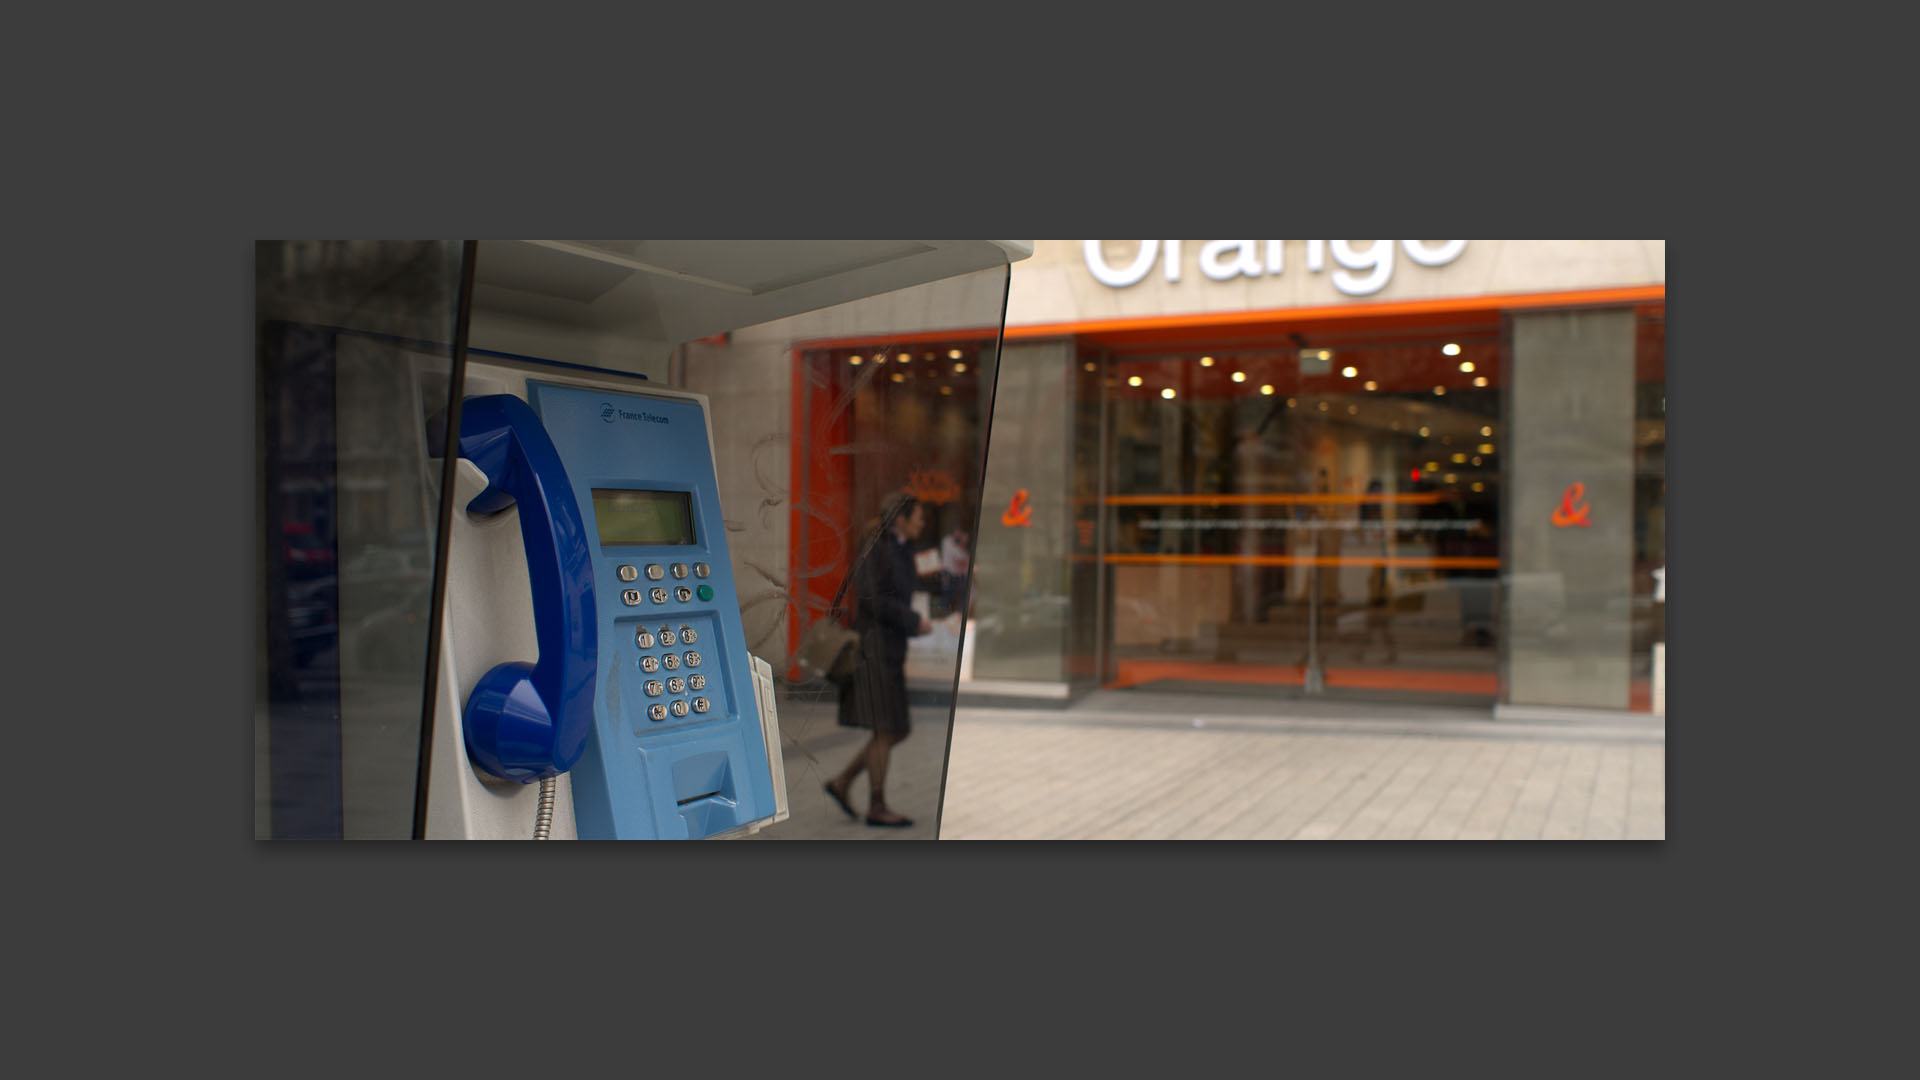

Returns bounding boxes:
[1001,488,1033,528]
[1551,482,1592,528]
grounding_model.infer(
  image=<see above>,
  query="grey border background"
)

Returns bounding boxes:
[18,21,1874,1070]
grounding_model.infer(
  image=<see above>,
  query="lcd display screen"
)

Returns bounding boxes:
[592,489,695,547]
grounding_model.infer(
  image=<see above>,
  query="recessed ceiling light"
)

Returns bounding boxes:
[1364,380,1378,391]
[1473,376,1488,387]
[891,373,904,383]
[1128,376,1143,387]
[954,363,967,373]
[940,386,953,396]
[898,354,910,363]
[1471,481,1484,492]
[1445,473,1458,484]
[1318,350,1332,361]
[1085,362,1097,372]
[1434,386,1446,396]
[1347,405,1358,415]
[1426,461,1440,471]
[1459,361,1475,373]
[1443,343,1461,356]
[1161,388,1176,399]
[1200,356,1214,367]
[1342,366,1358,378]
[1452,453,1468,464]
[1231,372,1246,383]
[1419,426,1431,437]
[1481,426,1493,436]
[1479,443,1495,454]
[1318,401,1329,411]
[1287,398,1297,407]
[850,356,863,365]
[1260,384,1275,395]
[949,349,963,360]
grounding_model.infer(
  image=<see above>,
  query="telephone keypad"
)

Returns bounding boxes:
[649,587,669,604]
[621,589,642,606]
[670,563,689,579]
[675,586,693,603]
[693,562,711,579]
[645,564,665,581]
[623,613,724,728]
[617,564,638,582]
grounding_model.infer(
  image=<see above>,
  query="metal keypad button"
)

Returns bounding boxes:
[644,680,663,697]
[621,589,642,606]
[617,564,638,582]
[648,704,667,721]
[639,656,660,673]
[689,674,706,691]
[667,676,686,694]
[692,697,710,713]
[645,564,664,581]
[684,651,701,668]
[658,628,677,647]
[663,653,680,670]
[650,587,669,604]
[675,586,692,602]
[670,563,689,579]
[670,700,689,717]
[693,562,711,579]
[635,629,655,649]
[678,626,697,644]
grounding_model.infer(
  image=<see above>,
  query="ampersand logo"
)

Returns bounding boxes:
[1001,489,1033,528]
[1551,482,1592,528]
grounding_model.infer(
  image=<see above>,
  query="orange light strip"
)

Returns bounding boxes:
[1004,285,1668,341]
[1104,553,1500,569]
[1102,493,1445,506]
[1105,659,1499,695]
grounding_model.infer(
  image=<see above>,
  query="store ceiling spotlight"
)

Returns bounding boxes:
[1459,361,1475,373]
[1481,426,1493,436]
[1474,376,1488,386]
[1128,375,1143,387]
[1443,343,1461,356]
[1260,384,1275,395]
[954,363,967,373]
[1364,380,1378,391]
[1200,356,1215,367]
[1231,372,1246,383]
[949,349,963,360]
[1480,443,1495,453]
[1085,362,1097,372]
[1162,388,1177,399]
[897,353,911,363]
[891,373,905,383]
[1342,366,1358,378]
[1419,426,1431,437]
[1319,349,1332,361]
[1433,386,1446,395]
[850,355,863,365]
[1347,405,1358,414]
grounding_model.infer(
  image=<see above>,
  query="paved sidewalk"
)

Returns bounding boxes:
[938,694,1664,840]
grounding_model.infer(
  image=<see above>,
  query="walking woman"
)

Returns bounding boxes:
[825,493,932,828]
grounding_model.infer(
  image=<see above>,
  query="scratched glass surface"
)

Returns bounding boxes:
[677,264,1011,838]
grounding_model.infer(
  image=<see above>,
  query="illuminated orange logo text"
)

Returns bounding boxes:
[906,468,961,506]
[1001,489,1033,528]
[1551,482,1592,528]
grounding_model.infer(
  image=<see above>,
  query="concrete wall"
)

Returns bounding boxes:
[1505,309,1638,708]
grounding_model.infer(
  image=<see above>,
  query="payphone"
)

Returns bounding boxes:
[424,353,787,840]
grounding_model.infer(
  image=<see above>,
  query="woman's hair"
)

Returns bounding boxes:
[880,491,920,532]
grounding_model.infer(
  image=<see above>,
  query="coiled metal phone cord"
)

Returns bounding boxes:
[533,775,558,840]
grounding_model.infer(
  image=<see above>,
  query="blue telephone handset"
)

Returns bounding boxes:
[451,394,598,783]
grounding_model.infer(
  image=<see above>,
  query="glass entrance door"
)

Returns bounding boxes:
[1099,322,1503,705]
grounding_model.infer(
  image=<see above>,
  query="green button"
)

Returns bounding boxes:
[697,584,713,601]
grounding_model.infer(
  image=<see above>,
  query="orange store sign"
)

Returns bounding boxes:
[1001,489,1033,528]
[1551,482,1592,528]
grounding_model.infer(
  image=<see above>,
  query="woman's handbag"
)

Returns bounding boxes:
[794,514,893,683]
